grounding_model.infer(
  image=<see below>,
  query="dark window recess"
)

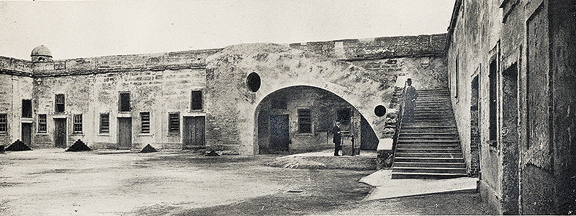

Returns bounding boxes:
[374,105,386,117]
[141,112,150,133]
[337,108,352,125]
[0,113,7,132]
[22,100,32,118]
[119,92,130,112]
[271,97,287,109]
[246,72,261,92]
[55,94,65,112]
[298,109,312,133]
[100,113,110,133]
[38,114,47,133]
[191,91,203,110]
[169,113,180,133]
[73,114,82,134]
[489,59,498,145]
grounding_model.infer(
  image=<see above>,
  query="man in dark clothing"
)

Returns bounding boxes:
[404,78,418,122]
[332,121,342,156]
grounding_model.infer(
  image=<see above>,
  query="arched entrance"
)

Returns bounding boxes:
[255,85,378,154]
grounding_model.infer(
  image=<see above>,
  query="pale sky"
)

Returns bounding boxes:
[0,0,455,60]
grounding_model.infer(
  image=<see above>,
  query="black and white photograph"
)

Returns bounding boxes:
[0,0,575,215]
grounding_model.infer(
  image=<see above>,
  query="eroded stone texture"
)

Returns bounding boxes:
[0,33,448,156]
[448,0,576,214]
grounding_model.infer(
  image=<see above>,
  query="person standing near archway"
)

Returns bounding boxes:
[332,120,342,156]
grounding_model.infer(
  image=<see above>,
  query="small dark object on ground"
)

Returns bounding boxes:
[6,140,32,151]
[140,144,158,153]
[0,145,4,153]
[66,139,92,152]
[206,150,220,156]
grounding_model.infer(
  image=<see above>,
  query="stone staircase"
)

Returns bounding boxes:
[391,89,467,179]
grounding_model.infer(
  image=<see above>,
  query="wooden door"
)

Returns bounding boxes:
[21,123,32,147]
[54,118,67,148]
[270,115,289,151]
[118,118,132,149]
[183,116,205,149]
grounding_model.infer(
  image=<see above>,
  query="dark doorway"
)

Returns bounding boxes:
[270,115,289,151]
[21,123,32,147]
[183,116,205,149]
[118,118,132,150]
[470,75,480,176]
[54,118,67,148]
[502,63,519,214]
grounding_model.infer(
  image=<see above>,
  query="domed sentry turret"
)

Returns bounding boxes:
[31,45,53,62]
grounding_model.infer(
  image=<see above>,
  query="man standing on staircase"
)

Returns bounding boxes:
[404,78,418,122]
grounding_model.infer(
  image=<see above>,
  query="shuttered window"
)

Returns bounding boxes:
[298,109,312,133]
[141,112,150,133]
[38,114,47,133]
[169,113,180,134]
[100,113,109,133]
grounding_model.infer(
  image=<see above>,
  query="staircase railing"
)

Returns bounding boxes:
[391,82,408,165]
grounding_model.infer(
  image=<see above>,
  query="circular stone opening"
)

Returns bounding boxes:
[374,105,387,117]
[246,72,261,92]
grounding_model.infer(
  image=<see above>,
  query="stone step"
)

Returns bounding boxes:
[394,157,465,163]
[396,144,460,149]
[395,148,462,153]
[393,162,466,168]
[392,166,467,174]
[391,172,468,179]
[397,139,460,143]
[398,135,458,139]
[395,152,463,158]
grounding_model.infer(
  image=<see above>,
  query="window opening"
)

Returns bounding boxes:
[246,72,261,92]
[0,113,7,133]
[22,100,32,118]
[73,114,82,134]
[38,114,47,133]
[141,112,151,133]
[191,91,203,110]
[100,113,109,133]
[489,59,498,146]
[169,113,180,134]
[298,109,312,133]
[119,92,130,112]
[55,94,65,112]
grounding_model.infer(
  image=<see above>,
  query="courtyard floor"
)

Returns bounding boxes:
[0,149,492,215]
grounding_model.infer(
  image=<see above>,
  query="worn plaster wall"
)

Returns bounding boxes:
[257,86,370,153]
[0,57,33,146]
[448,0,576,214]
[31,49,218,150]
[447,0,504,213]
[206,43,391,155]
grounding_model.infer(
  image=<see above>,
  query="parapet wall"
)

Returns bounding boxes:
[0,56,33,76]
[289,34,447,60]
[32,49,222,76]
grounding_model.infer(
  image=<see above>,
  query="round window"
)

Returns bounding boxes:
[374,105,387,117]
[246,72,261,92]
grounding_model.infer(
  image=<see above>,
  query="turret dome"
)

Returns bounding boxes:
[31,45,53,62]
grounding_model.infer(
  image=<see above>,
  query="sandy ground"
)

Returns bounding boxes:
[0,149,491,215]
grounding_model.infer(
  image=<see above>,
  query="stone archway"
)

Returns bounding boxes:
[254,85,379,154]
[206,43,393,155]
